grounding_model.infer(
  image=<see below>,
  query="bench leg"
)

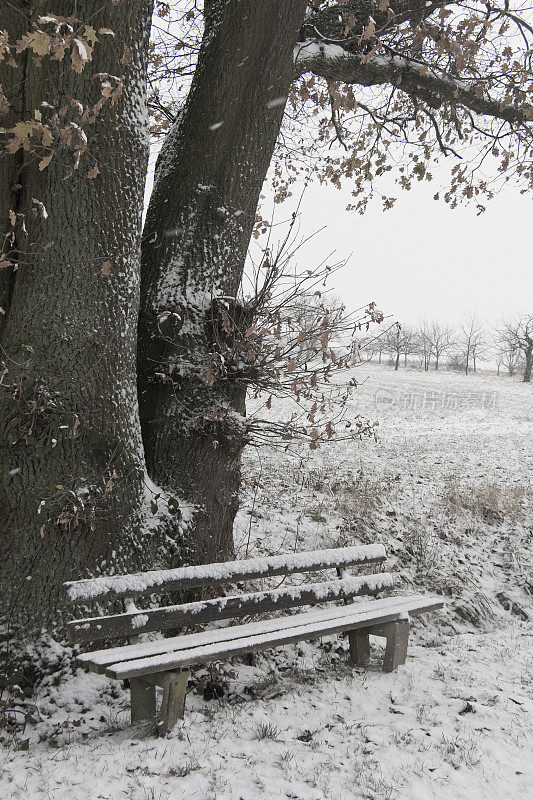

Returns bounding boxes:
[348,630,370,667]
[368,620,410,672]
[159,670,189,735]
[130,677,157,723]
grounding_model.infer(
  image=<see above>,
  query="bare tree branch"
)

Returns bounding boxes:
[294,41,533,126]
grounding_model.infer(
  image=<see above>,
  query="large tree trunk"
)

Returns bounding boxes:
[0,0,157,687]
[524,348,532,382]
[138,0,307,566]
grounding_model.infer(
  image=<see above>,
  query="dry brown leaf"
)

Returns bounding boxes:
[26,31,51,57]
[361,44,380,64]
[362,18,376,41]
[38,153,53,171]
[31,198,47,218]
[71,38,90,73]
[120,46,132,66]
[105,469,118,492]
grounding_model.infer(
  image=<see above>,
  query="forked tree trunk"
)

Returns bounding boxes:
[0,0,157,686]
[138,0,307,566]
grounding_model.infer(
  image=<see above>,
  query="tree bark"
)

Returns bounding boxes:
[138,0,307,566]
[524,349,532,382]
[0,4,26,340]
[0,0,158,687]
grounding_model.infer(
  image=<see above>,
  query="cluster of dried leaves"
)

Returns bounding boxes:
[285,1,533,212]
[182,216,384,449]
[242,271,383,449]
[0,13,125,274]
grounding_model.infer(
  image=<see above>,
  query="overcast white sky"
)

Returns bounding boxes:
[258,173,533,329]
[147,141,532,331]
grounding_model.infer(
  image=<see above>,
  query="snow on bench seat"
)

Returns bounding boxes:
[68,573,395,644]
[104,595,444,680]
[64,545,445,730]
[78,594,442,674]
[63,544,386,603]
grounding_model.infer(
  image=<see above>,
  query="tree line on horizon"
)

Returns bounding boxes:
[352,313,533,382]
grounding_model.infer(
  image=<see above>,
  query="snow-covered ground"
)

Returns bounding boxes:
[2,365,532,800]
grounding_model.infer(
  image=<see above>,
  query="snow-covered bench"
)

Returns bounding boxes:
[63,545,443,734]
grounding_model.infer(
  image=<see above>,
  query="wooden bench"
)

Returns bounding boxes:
[63,545,443,734]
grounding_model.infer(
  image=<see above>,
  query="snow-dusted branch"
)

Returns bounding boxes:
[293,40,533,126]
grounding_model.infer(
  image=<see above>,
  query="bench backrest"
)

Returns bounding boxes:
[63,544,392,647]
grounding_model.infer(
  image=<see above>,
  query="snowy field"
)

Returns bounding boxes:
[1,365,532,800]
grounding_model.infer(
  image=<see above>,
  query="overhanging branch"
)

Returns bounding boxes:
[294,40,533,127]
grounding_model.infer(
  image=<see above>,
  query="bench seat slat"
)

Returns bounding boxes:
[68,573,395,645]
[105,595,444,679]
[78,594,440,674]
[63,544,387,603]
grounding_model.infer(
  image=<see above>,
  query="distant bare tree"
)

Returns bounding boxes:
[496,344,522,376]
[385,323,409,370]
[458,314,487,375]
[372,335,387,364]
[415,320,432,371]
[447,351,465,372]
[427,321,455,370]
[498,315,533,383]
[399,326,417,366]
[385,322,416,370]
[493,325,522,376]
[350,331,375,364]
